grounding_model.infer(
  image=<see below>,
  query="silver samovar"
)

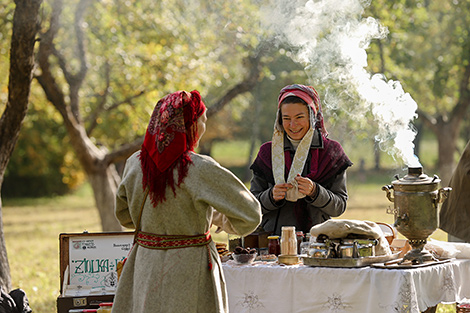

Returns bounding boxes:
[382,167,451,264]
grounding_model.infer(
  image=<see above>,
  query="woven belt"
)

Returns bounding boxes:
[136,230,213,270]
[136,230,212,249]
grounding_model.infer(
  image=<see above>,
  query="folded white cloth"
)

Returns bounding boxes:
[310,219,392,256]
[425,238,470,259]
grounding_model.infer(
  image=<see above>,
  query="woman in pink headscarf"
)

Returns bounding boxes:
[250,84,352,235]
[113,90,261,313]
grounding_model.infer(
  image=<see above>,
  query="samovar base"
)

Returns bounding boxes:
[400,248,437,265]
[399,239,437,265]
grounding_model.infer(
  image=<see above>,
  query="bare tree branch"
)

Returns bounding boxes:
[451,42,470,124]
[68,0,92,121]
[36,0,67,118]
[207,47,265,118]
[87,88,146,135]
[104,136,145,166]
[36,0,103,170]
[85,61,111,134]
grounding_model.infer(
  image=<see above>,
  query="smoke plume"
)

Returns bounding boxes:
[260,0,421,167]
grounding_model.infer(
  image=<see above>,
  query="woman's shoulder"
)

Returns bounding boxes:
[127,150,141,162]
[255,141,272,158]
[259,141,272,150]
[187,152,239,182]
[323,136,346,152]
[123,151,142,170]
[189,152,221,168]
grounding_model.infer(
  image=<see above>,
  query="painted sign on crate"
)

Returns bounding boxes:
[69,234,133,290]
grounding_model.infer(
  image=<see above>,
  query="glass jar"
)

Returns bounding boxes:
[97,302,113,313]
[356,243,374,257]
[280,226,297,255]
[339,244,354,258]
[308,242,330,258]
[299,234,310,255]
[267,235,281,255]
[339,239,357,258]
[228,234,243,251]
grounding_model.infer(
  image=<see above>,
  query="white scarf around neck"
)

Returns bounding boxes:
[271,105,316,202]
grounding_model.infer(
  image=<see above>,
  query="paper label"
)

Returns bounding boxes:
[69,234,133,289]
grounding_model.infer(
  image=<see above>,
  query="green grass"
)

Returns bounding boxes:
[2,139,457,313]
[3,185,102,313]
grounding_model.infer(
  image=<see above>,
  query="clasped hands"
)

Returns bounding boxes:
[272,174,316,202]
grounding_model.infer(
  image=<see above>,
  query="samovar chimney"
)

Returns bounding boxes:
[408,166,422,176]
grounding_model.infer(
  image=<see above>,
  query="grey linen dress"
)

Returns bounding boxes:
[112,151,261,313]
[439,140,470,242]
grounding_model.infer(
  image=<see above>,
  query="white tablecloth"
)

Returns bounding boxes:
[223,259,470,313]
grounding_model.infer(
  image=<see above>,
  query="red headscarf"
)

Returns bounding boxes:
[139,90,206,206]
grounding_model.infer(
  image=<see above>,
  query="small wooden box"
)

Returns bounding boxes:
[243,231,270,249]
[57,231,133,313]
[390,238,412,258]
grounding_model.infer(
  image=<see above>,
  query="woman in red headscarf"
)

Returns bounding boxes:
[250,84,352,236]
[113,90,261,313]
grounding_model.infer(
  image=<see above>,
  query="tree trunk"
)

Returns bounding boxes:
[244,90,261,182]
[0,0,42,292]
[88,166,122,231]
[374,140,381,171]
[413,122,423,160]
[0,202,11,291]
[436,122,459,186]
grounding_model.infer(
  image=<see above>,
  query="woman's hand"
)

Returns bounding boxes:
[295,174,316,196]
[272,183,292,201]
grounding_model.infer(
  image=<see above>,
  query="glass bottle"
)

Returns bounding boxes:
[296,231,304,254]
[280,226,297,255]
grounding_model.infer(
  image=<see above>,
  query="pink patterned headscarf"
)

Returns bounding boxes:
[278,84,327,136]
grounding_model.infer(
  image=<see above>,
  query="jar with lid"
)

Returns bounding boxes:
[97,302,113,313]
[296,231,304,254]
[280,226,297,255]
[267,235,281,255]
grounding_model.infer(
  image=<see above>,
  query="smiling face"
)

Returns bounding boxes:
[280,102,310,140]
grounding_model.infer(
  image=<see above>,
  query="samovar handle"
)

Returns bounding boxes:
[436,187,452,204]
[382,185,394,202]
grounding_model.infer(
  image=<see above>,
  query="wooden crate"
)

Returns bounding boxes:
[57,231,133,313]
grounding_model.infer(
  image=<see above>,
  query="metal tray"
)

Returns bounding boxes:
[302,252,400,268]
